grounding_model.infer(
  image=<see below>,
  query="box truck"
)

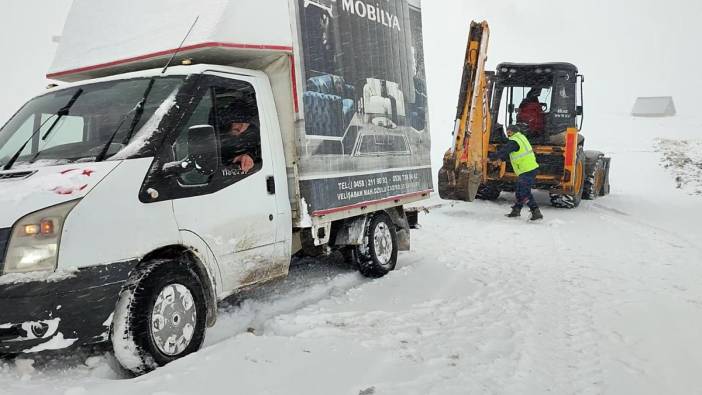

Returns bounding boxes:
[0,0,431,373]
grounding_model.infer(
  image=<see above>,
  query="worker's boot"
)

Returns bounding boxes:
[530,207,544,221]
[506,206,521,218]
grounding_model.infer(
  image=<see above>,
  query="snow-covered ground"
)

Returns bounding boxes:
[656,138,702,195]
[2,115,701,394]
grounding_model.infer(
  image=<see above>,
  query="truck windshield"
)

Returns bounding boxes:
[0,77,184,168]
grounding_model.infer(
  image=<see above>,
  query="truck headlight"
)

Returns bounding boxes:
[3,200,80,274]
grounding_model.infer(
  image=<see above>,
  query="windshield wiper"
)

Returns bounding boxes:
[3,89,83,171]
[96,79,155,162]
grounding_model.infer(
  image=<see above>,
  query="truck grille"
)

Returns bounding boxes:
[0,227,10,267]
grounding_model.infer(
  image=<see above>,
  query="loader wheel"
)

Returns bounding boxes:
[583,157,605,200]
[550,147,585,209]
[357,213,398,278]
[111,260,207,375]
[476,184,501,200]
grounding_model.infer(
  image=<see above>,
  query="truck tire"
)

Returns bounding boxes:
[583,157,605,200]
[476,184,501,200]
[357,213,398,278]
[111,260,207,374]
[550,147,585,209]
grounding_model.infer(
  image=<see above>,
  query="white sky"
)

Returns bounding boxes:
[0,0,700,168]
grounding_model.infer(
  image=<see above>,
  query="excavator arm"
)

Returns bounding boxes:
[438,21,493,201]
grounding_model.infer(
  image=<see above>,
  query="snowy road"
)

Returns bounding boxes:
[2,117,702,394]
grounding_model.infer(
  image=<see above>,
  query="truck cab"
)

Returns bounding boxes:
[0,65,294,361]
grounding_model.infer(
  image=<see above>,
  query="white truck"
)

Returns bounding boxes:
[0,0,430,373]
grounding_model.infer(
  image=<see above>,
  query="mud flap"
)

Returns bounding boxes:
[385,207,411,251]
[405,208,420,229]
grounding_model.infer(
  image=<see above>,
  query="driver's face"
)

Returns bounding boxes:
[229,122,250,136]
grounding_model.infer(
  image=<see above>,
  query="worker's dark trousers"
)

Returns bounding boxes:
[514,169,539,210]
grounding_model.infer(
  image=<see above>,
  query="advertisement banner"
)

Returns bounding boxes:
[297,0,432,214]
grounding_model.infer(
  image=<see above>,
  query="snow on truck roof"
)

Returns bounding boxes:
[49,0,295,82]
[42,65,266,97]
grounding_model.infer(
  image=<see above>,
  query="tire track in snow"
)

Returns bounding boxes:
[479,209,608,394]
[592,202,702,253]
[205,254,366,346]
[550,221,606,395]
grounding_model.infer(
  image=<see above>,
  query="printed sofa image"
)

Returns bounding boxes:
[303,74,356,138]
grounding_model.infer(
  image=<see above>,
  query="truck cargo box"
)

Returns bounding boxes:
[49,0,432,226]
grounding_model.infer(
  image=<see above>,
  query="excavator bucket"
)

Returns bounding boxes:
[438,21,491,202]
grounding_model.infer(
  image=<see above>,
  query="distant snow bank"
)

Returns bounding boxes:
[656,138,702,195]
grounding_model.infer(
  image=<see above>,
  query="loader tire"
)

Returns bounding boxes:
[583,157,605,200]
[550,147,585,209]
[111,260,207,375]
[476,184,501,201]
[357,213,398,278]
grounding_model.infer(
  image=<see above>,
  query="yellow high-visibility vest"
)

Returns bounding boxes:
[509,132,539,175]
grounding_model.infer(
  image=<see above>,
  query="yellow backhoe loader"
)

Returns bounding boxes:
[438,21,611,208]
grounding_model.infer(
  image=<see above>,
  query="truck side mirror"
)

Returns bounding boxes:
[576,105,583,116]
[508,104,515,113]
[187,125,218,176]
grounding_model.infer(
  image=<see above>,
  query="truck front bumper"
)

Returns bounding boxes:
[0,261,135,354]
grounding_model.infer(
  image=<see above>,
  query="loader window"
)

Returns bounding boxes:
[496,85,552,139]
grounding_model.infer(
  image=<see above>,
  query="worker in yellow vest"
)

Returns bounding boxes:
[489,123,543,221]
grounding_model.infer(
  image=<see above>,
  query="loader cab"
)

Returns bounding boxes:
[490,62,583,145]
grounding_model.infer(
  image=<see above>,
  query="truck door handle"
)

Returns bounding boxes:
[266,176,275,195]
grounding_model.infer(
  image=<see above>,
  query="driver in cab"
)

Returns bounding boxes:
[218,99,261,175]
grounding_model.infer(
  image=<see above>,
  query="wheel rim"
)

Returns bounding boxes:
[373,222,394,266]
[150,283,197,356]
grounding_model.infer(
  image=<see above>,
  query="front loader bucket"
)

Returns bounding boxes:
[438,161,481,202]
[438,164,457,200]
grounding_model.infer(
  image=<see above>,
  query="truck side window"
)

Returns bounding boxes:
[214,84,262,178]
[173,90,216,186]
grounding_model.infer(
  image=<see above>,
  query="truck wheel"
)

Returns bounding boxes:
[476,184,501,200]
[583,157,605,200]
[550,147,585,209]
[111,261,207,374]
[357,213,398,278]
